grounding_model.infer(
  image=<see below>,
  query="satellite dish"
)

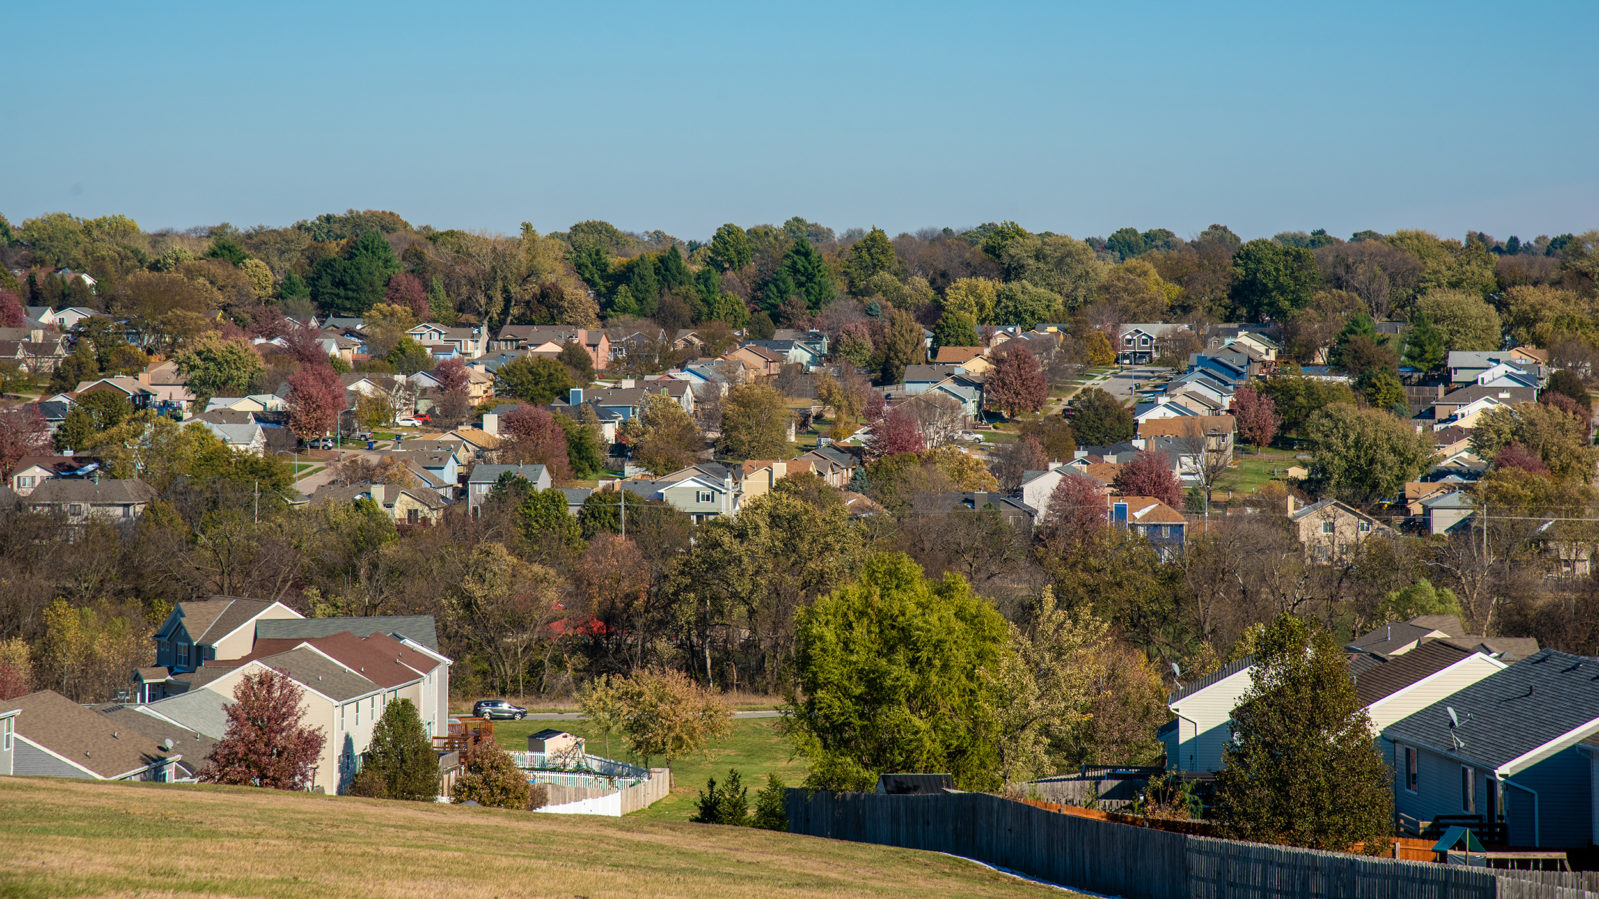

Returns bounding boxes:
[163,738,174,751]
[1170,662,1182,679]
[1447,707,1460,728]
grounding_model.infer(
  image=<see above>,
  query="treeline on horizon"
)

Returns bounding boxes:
[3,211,1596,385]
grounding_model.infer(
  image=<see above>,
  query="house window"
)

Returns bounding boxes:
[69,503,85,517]
[2,716,11,751]
[16,476,33,488]
[340,705,346,731]
[354,702,359,727]
[1404,747,1418,792]
[407,508,420,524]
[697,491,713,503]
[1461,766,1474,813]
[1321,521,1335,535]
[1358,521,1372,533]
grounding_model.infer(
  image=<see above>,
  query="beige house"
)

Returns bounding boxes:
[152,597,303,675]
[1286,496,1392,562]
[25,478,158,524]
[308,482,447,526]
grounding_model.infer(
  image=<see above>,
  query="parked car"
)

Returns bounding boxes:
[414,412,431,423]
[309,437,335,450]
[396,417,421,428]
[473,699,526,720]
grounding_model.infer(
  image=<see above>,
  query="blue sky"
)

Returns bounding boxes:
[5,1,1595,242]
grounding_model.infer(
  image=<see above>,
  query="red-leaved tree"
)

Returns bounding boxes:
[1114,448,1183,508]
[288,364,346,441]
[500,404,571,479]
[0,289,24,328]
[1231,385,1281,451]
[385,273,430,320]
[282,320,330,366]
[0,404,49,480]
[985,345,1048,419]
[202,668,326,790]
[865,405,925,461]
[434,356,473,427]
[1493,441,1550,475]
[1042,471,1108,555]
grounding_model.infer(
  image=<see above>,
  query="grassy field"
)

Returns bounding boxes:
[1215,448,1299,497]
[0,777,1059,898]
[490,717,808,822]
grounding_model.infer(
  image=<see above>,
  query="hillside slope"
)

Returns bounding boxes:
[0,778,1059,897]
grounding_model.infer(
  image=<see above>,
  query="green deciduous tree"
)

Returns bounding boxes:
[1230,240,1321,322]
[718,383,791,459]
[496,355,572,405]
[706,223,752,273]
[1401,315,1447,372]
[1470,402,1596,483]
[579,668,731,768]
[1415,288,1503,352]
[931,309,979,351]
[878,309,925,384]
[1214,614,1393,852]
[175,334,264,401]
[348,699,439,801]
[786,553,1010,792]
[843,227,901,294]
[1067,387,1134,446]
[1375,579,1462,627]
[626,393,701,475]
[1305,404,1434,505]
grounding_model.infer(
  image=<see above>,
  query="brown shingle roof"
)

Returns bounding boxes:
[9,690,181,778]
[26,478,156,506]
[1353,639,1474,706]
[1116,496,1187,524]
[1136,415,1236,439]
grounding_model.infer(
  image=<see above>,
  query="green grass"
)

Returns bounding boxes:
[0,777,1057,898]
[491,717,807,822]
[1215,448,1299,497]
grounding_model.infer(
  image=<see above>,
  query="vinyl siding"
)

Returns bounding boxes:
[1389,741,1472,832]
[1168,667,1255,774]
[1366,655,1505,732]
[14,741,91,778]
[1507,749,1592,848]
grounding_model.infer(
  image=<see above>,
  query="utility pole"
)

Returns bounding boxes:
[620,490,626,539]
[253,480,259,524]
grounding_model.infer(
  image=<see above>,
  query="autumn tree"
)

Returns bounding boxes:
[1214,614,1392,852]
[1067,387,1134,446]
[990,434,1049,492]
[349,698,439,800]
[0,638,32,701]
[718,384,791,459]
[1114,449,1182,507]
[626,393,701,474]
[1471,402,1595,483]
[383,272,429,319]
[0,289,25,328]
[0,404,49,479]
[432,356,472,426]
[557,341,596,386]
[287,364,346,441]
[1230,385,1281,450]
[985,345,1047,419]
[498,404,571,479]
[580,668,731,768]
[202,669,326,790]
[1040,472,1108,556]
[864,405,924,461]
[451,732,532,809]
[1415,288,1503,352]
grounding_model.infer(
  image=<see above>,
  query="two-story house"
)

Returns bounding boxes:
[465,463,552,514]
[152,597,303,676]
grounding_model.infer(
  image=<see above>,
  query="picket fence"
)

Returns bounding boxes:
[785,790,1599,899]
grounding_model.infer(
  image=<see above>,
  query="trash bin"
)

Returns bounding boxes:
[367,440,375,450]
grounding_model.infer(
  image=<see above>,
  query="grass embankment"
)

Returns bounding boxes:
[491,717,808,823]
[0,778,1057,898]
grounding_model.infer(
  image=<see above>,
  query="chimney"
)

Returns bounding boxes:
[29,328,43,343]
[568,387,583,405]
[1285,494,1296,516]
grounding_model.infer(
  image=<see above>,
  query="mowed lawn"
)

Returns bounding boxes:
[491,717,809,822]
[1215,448,1300,498]
[0,777,1060,898]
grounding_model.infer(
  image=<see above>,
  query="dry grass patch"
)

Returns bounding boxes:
[0,777,1060,898]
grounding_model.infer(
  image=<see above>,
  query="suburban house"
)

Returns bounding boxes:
[1447,351,1545,388]
[1117,323,1188,364]
[466,463,552,514]
[1286,496,1392,562]
[722,344,785,379]
[613,468,736,522]
[152,597,303,675]
[1110,496,1187,558]
[200,420,267,456]
[99,704,217,779]
[0,706,14,775]
[1160,638,1504,778]
[1019,464,1109,519]
[1383,649,1599,848]
[6,690,183,782]
[1347,615,1467,661]
[309,482,447,526]
[492,326,610,370]
[795,445,858,489]
[74,377,159,410]
[8,456,100,496]
[25,477,157,524]
[406,323,485,360]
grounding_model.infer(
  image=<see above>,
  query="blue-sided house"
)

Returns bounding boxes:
[1381,649,1599,849]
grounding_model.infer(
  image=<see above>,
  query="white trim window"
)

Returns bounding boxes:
[1404,746,1418,793]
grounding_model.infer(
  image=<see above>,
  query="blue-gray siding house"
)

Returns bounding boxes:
[1382,649,1599,848]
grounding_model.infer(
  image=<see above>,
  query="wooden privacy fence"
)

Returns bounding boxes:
[785,790,1599,899]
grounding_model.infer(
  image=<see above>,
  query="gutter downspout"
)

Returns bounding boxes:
[1500,775,1540,848]
[1173,711,1199,773]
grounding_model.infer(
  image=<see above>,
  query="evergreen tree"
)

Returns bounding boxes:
[349,699,438,800]
[1214,614,1393,852]
[843,227,900,294]
[781,239,836,311]
[1401,315,1446,372]
[706,223,752,273]
[658,245,691,292]
[750,773,788,831]
[691,769,750,825]
[931,310,979,351]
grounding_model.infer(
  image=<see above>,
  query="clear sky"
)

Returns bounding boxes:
[5,1,1595,242]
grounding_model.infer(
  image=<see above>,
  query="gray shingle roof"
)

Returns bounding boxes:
[9,690,182,778]
[255,647,380,702]
[255,615,439,653]
[136,690,233,740]
[1383,649,1599,772]
[26,478,156,506]
[1353,639,1474,707]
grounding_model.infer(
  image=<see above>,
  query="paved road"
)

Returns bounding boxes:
[525,709,781,721]
[1099,364,1166,402]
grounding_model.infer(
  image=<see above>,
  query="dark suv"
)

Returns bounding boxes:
[473,699,526,720]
